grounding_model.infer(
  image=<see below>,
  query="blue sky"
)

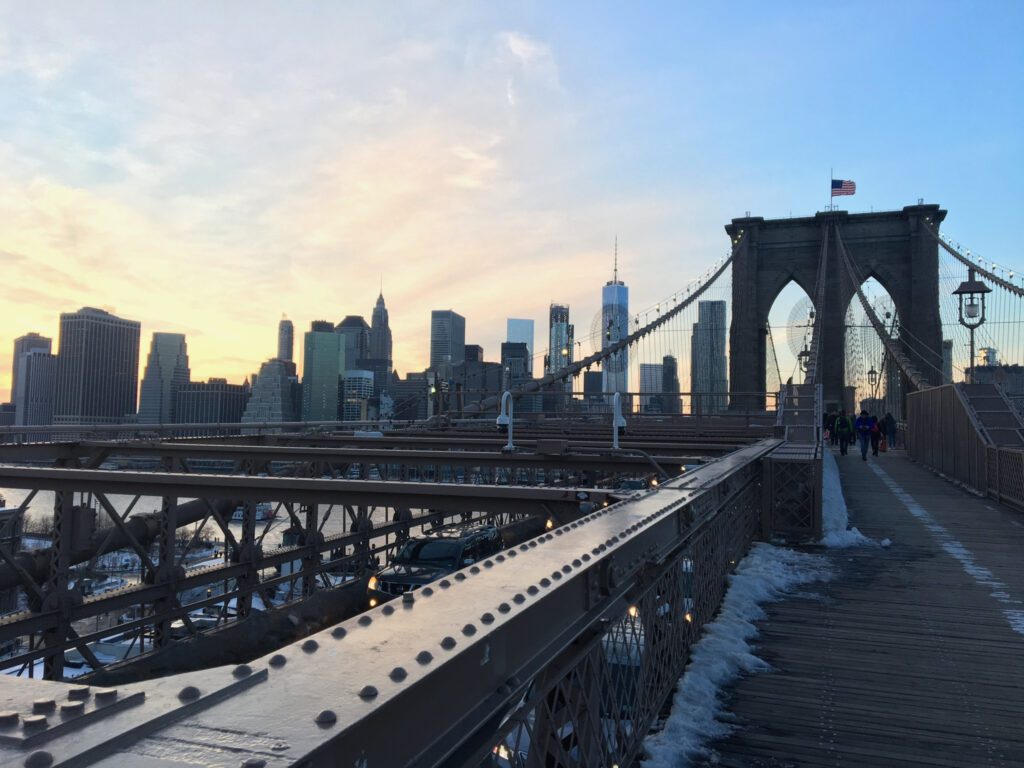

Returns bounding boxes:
[1,1,1021,398]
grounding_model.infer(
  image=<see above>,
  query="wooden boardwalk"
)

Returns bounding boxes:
[702,450,1024,767]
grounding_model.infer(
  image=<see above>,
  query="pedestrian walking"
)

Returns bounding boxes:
[835,409,853,456]
[855,410,873,461]
[881,412,897,448]
[869,413,881,456]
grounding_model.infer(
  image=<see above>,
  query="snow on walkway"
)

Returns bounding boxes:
[642,448,868,766]
[820,447,872,547]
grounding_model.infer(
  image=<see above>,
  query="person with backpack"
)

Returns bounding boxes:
[855,409,874,461]
[834,409,853,456]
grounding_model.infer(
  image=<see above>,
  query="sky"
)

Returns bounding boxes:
[1,1,1022,401]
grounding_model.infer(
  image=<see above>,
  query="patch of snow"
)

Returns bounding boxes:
[641,543,832,767]
[820,449,872,547]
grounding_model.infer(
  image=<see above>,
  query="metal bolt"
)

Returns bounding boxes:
[582,554,591,562]
[513,593,525,604]
[269,654,287,668]
[498,603,510,613]
[403,591,416,603]
[315,709,337,725]
[422,587,434,596]
[527,585,539,595]
[22,715,46,728]
[462,623,477,636]
[528,541,537,548]
[440,636,456,650]
[507,550,517,558]
[562,565,572,574]
[358,685,378,700]
[470,566,481,574]
[454,573,466,581]
[519,544,529,551]
[573,558,582,567]
[540,578,551,588]
[332,626,348,639]
[303,639,320,652]
[178,686,201,701]
[59,701,84,715]
[233,664,253,679]
[552,572,562,581]
[481,612,495,624]
[24,750,53,768]
[555,529,563,536]
[389,667,408,682]
[241,759,267,768]
[484,560,494,568]
[94,689,117,703]
[382,604,395,616]
[496,554,506,562]
[32,699,54,714]
[67,686,90,701]
[416,650,433,665]
[0,710,18,726]
[439,579,451,588]
[358,615,373,627]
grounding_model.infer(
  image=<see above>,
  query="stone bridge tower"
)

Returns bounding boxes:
[727,204,946,411]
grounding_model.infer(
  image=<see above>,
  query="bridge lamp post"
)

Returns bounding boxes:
[953,268,992,384]
[496,391,515,452]
[868,366,878,390]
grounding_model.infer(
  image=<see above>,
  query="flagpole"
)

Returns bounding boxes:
[829,167,833,212]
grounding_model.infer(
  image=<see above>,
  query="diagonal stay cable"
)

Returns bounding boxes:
[834,222,929,390]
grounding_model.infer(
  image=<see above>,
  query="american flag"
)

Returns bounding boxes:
[831,179,856,197]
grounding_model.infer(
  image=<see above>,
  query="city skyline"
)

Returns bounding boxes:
[2,4,1022,400]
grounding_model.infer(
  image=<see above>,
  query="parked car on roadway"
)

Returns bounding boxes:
[367,523,503,605]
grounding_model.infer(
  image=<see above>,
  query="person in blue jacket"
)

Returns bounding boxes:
[854,410,874,461]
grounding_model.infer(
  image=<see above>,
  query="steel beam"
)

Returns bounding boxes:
[0,439,778,767]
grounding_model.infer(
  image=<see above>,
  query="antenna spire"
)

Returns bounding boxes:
[614,236,618,283]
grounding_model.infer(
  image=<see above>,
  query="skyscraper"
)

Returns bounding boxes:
[506,319,535,376]
[545,304,574,392]
[662,354,681,414]
[302,321,344,421]
[242,358,301,430]
[54,307,141,426]
[691,300,728,415]
[430,310,466,369]
[278,317,294,362]
[138,333,191,424]
[14,349,57,431]
[336,316,370,373]
[365,293,394,395]
[602,251,629,396]
[639,363,664,412]
[11,333,51,406]
[175,378,250,429]
[342,370,375,421]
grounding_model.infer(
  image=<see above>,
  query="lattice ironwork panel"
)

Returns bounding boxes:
[768,458,821,540]
[488,478,762,767]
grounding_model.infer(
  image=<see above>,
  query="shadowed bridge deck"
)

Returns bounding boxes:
[704,450,1024,767]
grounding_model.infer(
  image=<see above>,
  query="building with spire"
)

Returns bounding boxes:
[602,240,629,397]
[139,332,191,424]
[365,291,394,395]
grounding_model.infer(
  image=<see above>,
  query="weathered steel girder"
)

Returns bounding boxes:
[0,439,782,768]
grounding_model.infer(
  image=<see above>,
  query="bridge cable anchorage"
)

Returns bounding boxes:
[921,220,1024,298]
[457,231,746,416]
[833,223,929,391]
